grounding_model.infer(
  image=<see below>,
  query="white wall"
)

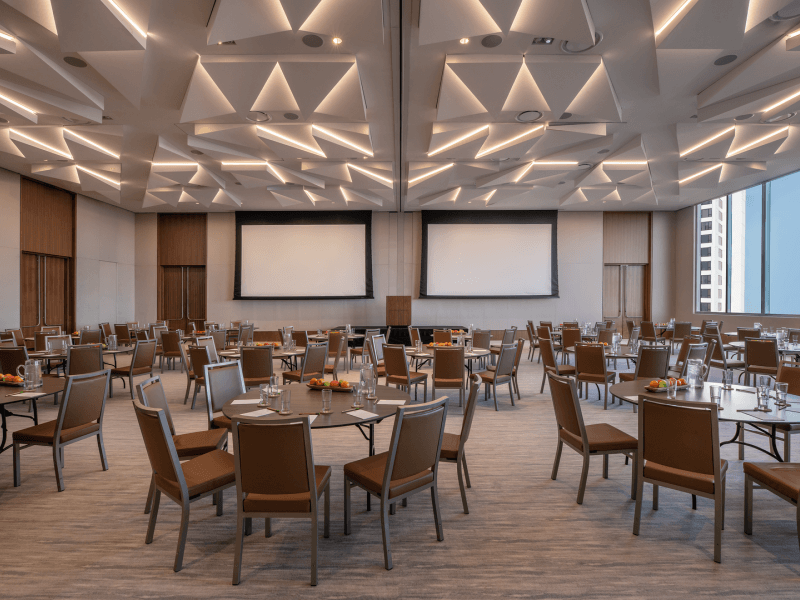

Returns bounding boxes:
[0,169,20,329]
[134,213,157,325]
[75,195,136,327]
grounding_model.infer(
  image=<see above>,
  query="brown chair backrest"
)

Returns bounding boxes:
[459,374,481,445]
[639,396,719,480]
[562,322,579,329]
[679,342,708,378]
[493,343,517,379]
[327,332,346,370]
[512,337,524,371]
[383,344,410,380]
[629,327,641,344]
[8,329,24,346]
[79,329,102,344]
[0,339,15,348]
[500,328,516,345]
[704,323,720,336]
[211,330,227,353]
[0,347,28,375]
[539,338,559,373]
[471,330,491,350]
[132,339,157,370]
[189,346,212,380]
[604,320,614,329]
[100,322,112,341]
[239,324,254,346]
[253,330,282,343]
[408,327,421,345]
[575,343,607,377]
[41,326,60,335]
[702,332,726,363]
[561,328,582,351]
[360,329,380,350]
[114,324,132,344]
[674,334,702,369]
[433,330,451,344]
[540,322,553,331]
[136,375,175,435]
[132,399,184,499]
[59,370,110,431]
[66,344,104,376]
[745,338,778,370]
[672,322,693,341]
[386,397,447,484]
[778,365,800,395]
[34,332,51,352]
[702,339,717,381]
[737,327,760,341]
[135,330,149,341]
[633,346,669,380]
[626,320,635,337]
[241,346,273,380]
[433,346,464,385]
[641,321,657,339]
[292,331,309,347]
[597,329,614,345]
[196,335,218,363]
[301,342,329,379]
[205,360,246,414]
[232,416,316,511]
[789,329,800,344]
[161,331,181,354]
[536,325,552,341]
[547,372,586,449]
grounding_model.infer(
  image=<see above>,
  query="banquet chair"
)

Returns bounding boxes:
[667,335,702,378]
[79,329,102,344]
[490,328,517,361]
[0,347,28,375]
[743,461,800,554]
[110,339,156,399]
[292,331,309,348]
[114,323,133,345]
[575,343,616,409]
[597,329,614,347]
[137,375,228,515]
[633,396,727,563]
[547,373,638,505]
[323,332,346,380]
[433,330,451,344]
[283,342,327,384]
[526,323,539,362]
[160,331,182,371]
[737,327,761,341]
[34,332,54,352]
[669,342,708,379]
[704,332,744,379]
[196,335,219,363]
[540,321,553,332]
[478,343,516,411]
[384,344,428,402]
[132,399,235,572]
[188,346,212,408]
[344,397,448,570]
[231,415,331,586]
[408,327,430,370]
[432,346,465,406]
[351,329,379,368]
[7,328,25,348]
[366,334,388,380]
[619,346,669,383]
[241,346,273,389]
[13,370,111,492]
[640,321,666,346]
[238,324,254,346]
[487,339,525,400]
[135,330,149,341]
[471,330,492,368]
[210,331,228,354]
[536,326,562,362]
[539,338,576,393]
[99,322,113,342]
[744,338,779,386]
[440,374,480,513]
[670,322,693,355]
[66,344,104,376]
[560,328,582,366]
[205,360,246,432]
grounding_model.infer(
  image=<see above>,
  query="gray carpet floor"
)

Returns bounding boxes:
[1,346,799,598]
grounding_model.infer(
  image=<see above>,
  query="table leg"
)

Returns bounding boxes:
[367,423,374,511]
[0,407,7,454]
[770,425,783,462]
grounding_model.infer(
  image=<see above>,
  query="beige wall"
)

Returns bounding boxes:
[650,211,676,323]
[134,213,157,325]
[75,195,136,328]
[0,169,20,330]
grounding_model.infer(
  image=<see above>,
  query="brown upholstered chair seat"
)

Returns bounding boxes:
[748,365,778,375]
[546,364,576,376]
[560,423,637,453]
[434,377,463,387]
[163,350,182,358]
[644,459,728,495]
[283,370,323,382]
[244,376,271,387]
[775,423,800,432]
[710,359,745,369]
[242,465,331,513]
[439,432,460,460]
[619,372,636,382]
[112,365,152,376]
[387,371,427,386]
[13,420,99,444]
[212,414,232,430]
[478,371,511,384]
[344,451,433,499]
[743,462,800,500]
[156,449,234,500]
[577,372,616,383]
[173,429,227,458]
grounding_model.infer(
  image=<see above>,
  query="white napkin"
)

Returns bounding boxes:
[231,399,261,405]
[346,409,378,420]
[242,408,277,417]
[377,400,406,405]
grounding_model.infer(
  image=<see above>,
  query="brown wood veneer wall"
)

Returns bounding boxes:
[157,214,207,327]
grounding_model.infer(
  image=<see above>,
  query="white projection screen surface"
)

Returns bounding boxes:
[239,224,367,298]
[425,222,554,297]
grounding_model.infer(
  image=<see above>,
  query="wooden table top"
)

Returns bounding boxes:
[0,375,65,407]
[222,384,410,429]
[609,380,800,424]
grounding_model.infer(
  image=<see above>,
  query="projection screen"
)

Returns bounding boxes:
[234,211,373,300]
[419,210,558,299]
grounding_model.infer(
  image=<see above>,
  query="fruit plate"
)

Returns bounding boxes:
[0,380,24,386]
[306,383,353,393]
[645,384,689,393]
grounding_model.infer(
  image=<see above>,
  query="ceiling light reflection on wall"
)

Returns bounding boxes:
[679,126,734,157]
[726,127,789,157]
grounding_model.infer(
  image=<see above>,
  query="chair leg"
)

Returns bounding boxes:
[184,379,192,404]
[324,481,330,539]
[603,383,608,410]
[785,432,791,462]
[380,498,393,570]
[633,476,644,535]
[551,439,563,480]
[343,477,351,536]
[714,489,723,563]
[653,484,659,510]
[53,444,65,492]
[146,489,161,544]
[13,442,21,487]
[191,383,199,410]
[692,494,697,510]
[144,473,155,514]
[462,453,471,488]
[174,503,191,572]
[97,431,109,470]
[739,427,745,460]
[630,452,637,500]
[540,371,547,393]
[744,474,753,535]
[457,454,469,514]
[244,517,252,536]
[508,382,515,406]
[492,383,498,411]
[432,483,444,543]
[310,509,318,586]
[216,490,224,516]
[576,454,590,505]
[232,513,245,585]
[602,454,609,479]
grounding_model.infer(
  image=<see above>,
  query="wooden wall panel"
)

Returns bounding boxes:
[160,266,184,322]
[20,178,74,257]
[187,267,206,328]
[20,253,39,334]
[44,256,68,329]
[603,212,650,265]
[157,214,207,266]
[386,296,411,326]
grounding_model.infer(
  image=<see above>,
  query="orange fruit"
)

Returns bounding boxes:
[649,380,659,388]
[677,378,686,386]
[340,380,350,388]
[330,380,340,388]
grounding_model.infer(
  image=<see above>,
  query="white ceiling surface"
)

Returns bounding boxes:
[0,2,799,212]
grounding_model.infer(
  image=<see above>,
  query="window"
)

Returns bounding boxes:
[701,260,710,271]
[701,302,711,311]
[718,248,723,258]
[718,261,723,270]
[766,171,800,314]
[718,275,722,285]
[701,234,711,243]
[700,247,711,257]
[701,275,711,284]
[729,185,762,313]
[701,221,712,231]
[718,223,723,233]
[700,289,710,298]
[718,289,722,298]
[718,302,723,311]
[701,208,712,218]
[718,236,723,246]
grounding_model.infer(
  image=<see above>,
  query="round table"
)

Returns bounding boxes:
[609,380,800,461]
[0,375,65,454]
[407,346,490,375]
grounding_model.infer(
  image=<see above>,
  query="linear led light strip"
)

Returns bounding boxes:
[311,124,373,157]
[483,189,497,203]
[10,129,72,158]
[787,29,800,39]
[727,126,789,157]
[76,165,118,187]
[0,31,14,42]
[106,0,147,39]
[266,163,286,183]
[513,161,580,183]
[221,161,268,166]
[763,89,800,113]
[428,125,489,157]
[603,160,648,165]
[678,163,722,185]
[152,162,196,167]
[475,125,543,158]
[256,125,326,157]
[346,162,393,185]
[0,94,36,117]
[65,130,119,158]
[408,163,453,184]
[679,126,735,157]
[655,0,693,37]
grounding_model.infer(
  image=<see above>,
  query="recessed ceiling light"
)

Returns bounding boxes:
[459,38,469,44]
[234,181,242,185]
[102,115,113,120]
[763,111,797,123]
[515,110,542,123]
[332,37,342,45]
[559,112,572,120]
[0,118,7,124]
[63,56,87,68]
[481,35,503,48]
[690,115,697,119]
[714,55,737,66]
[597,149,610,154]
[302,34,323,48]
[558,181,566,185]
[734,114,753,121]
[561,31,603,54]
[531,37,554,45]
[770,0,800,20]
[246,111,270,122]
[284,112,299,120]
[217,40,236,45]
[578,162,592,168]
[190,150,203,155]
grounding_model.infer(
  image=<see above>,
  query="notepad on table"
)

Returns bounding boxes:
[242,408,277,417]
[346,409,378,420]
[377,400,406,405]
[231,399,261,405]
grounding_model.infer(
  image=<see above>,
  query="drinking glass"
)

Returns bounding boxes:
[667,378,677,399]
[759,376,771,397]
[259,383,269,407]
[709,385,721,405]
[756,387,769,410]
[279,389,292,415]
[268,375,280,405]
[321,388,332,414]
[352,384,365,408]
[723,369,734,389]
[775,382,789,407]
[466,341,473,353]
[415,340,422,354]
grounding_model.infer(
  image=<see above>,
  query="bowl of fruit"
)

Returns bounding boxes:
[0,373,24,386]
[645,378,688,392]
[427,342,453,347]
[255,342,281,347]
[307,378,353,392]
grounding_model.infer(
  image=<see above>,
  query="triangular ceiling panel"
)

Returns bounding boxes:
[564,62,621,122]
[503,63,550,113]
[313,64,367,121]
[417,186,462,206]
[51,0,149,51]
[436,65,488,121]
[4,0,58,34]
[418,0,501,45]
[279,60,354,118]
[79,50,146,108]
[511,0,595,45]
[448,59,522,116]
[525,56,601,118]
[250,63,300,113]
[341,187,383,206]
[202,58,278,115]
[207,0,291,45]
[179,60,237,123]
